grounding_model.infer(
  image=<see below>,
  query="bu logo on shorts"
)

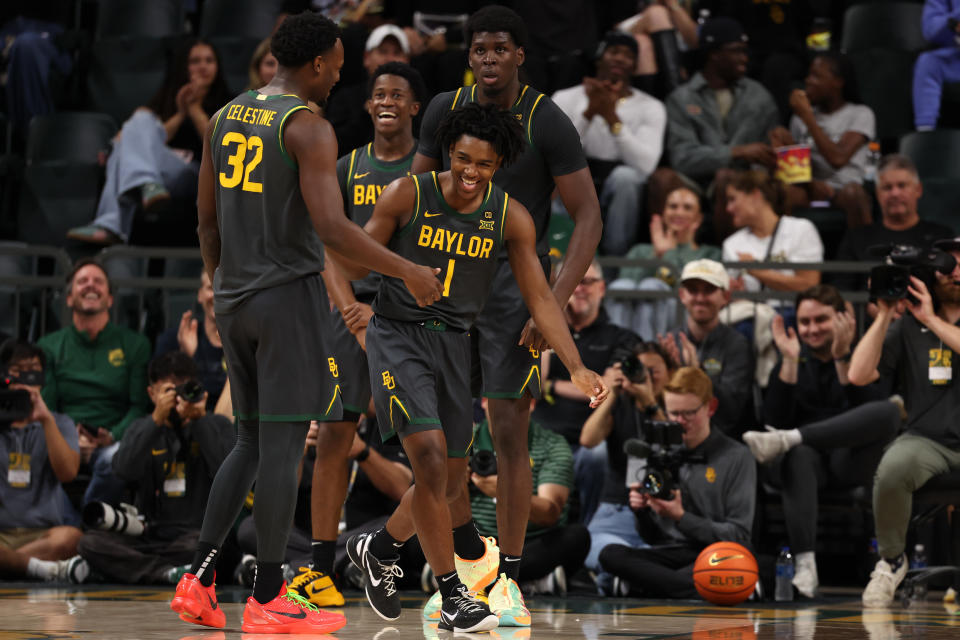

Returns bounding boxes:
[381,371,395,390]
[328,357,339,378]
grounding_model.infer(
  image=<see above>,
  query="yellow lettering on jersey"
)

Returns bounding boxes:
[354,184,365,206]
[225,105,277,128]
[382,371,396,390]
[430,228,446,251]
[364,184,377,205]
[467,236,481,257]
[455,233,467,256]
[479,237,493,259]
[328,357,339,378]
[418,225,433,247]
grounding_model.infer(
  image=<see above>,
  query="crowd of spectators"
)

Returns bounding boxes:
[2,0,960,613]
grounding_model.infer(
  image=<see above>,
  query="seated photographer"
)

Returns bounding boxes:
[742,284,900,598]
[598,367,756,598]
[658,259,755,436]
[154,270,226,410]
[0,340,84,582]
[579,343,672,594]
[72,352,234,584]
[468,399,589,595]
[848,238,960,608]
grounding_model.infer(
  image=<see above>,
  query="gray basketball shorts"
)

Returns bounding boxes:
[318,308,372,421]
[215,274,343,422]
[365,314,474,457]
[470,257,548,399]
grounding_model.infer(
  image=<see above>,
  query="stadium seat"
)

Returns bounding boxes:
[199,0,286,39]
[841,2,926,53]
[208,36,262,95]
[17,113,117,246]
[86,37,169,126]
[95,0,185,39]
[898,130,960,234]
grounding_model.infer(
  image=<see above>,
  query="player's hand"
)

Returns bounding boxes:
[771,314,800,361]
[403,264,443,307]
[518,318,549,351]
[344,302,374,333]
[177,310,199,357]
[906,275,936,327]
[571,367,608,408]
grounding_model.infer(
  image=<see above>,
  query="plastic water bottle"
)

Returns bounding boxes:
[775,547,795,601]
[910,544,928,600]
[864,141,881,183]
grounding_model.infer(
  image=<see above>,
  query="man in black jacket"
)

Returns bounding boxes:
[71,352,234,584]
[743,284,900,597]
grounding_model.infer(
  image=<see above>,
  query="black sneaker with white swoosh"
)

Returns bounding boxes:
[346,532,403,621]
[439,584,498,632]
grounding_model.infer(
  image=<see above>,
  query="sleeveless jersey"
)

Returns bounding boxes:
[373,172,509,331]
[337,142,416,300]
[210,91,324,313]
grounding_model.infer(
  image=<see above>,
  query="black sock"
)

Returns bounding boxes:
[253,562,284,604]
[452,521,485,561]
[311,539,336,575]
[437,570,462,600]
[886,555,904,571]
[500,553,521,583]
[368,527,404,561]
[190,543,219,587]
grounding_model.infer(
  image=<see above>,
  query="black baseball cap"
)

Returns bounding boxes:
[699,17,748,50]
[595,30,639,60]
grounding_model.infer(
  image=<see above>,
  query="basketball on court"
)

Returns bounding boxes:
[693,542,758,605]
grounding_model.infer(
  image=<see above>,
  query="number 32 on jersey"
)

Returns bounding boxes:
[219,132,263,193]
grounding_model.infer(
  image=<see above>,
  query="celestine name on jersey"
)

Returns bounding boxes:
[416,223,495,259]
[222,103,278,127]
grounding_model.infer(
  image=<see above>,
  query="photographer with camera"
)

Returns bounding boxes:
[579,342,672,594]
[848,238,960,608]
[70,352,234,584]
[741,284,900,597]
[597,367,756,598]
[468,398,589,596]
[0,340,85,582]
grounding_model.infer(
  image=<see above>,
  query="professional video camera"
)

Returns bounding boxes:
[868,244,956,304]
[0,370,43,427]
[469,449,498,477]
[82,501,145,537]
[623,419,703,500]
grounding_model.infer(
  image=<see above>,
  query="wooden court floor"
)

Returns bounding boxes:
[0,584,958,639]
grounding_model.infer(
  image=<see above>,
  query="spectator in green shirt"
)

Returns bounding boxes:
[38,258,150,506]
[468,400,589,595]
[607,187,721,339]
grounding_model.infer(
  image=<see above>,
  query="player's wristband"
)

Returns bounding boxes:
[543,380,555,405]
[355,444,371,463]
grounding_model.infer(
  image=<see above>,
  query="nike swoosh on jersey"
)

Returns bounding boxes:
[151,448,168,455]
[424,212,443,217]
[267,609,307,619]
[708,552,744,566]
[353,171,371,179]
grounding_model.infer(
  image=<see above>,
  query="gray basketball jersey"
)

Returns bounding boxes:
[210,91,325,314]
[374,172,508,331]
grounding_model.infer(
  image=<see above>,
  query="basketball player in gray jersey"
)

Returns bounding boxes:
[334,104,607,631]
[289,62,427,607]
[169,12,442,634]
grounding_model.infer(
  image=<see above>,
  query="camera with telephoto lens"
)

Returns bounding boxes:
[469,449,498,477]
[623,419,704,500]
[868,244,956,305]
[0,369,44,428]
[82,502,145,536]
[175,380,204,403]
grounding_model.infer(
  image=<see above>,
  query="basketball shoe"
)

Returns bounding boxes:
[241,584,346,634]
[488,573,531,627]
[287,566,345,607]
[439,583,499,632]
[423,536,500,620]
[346,532,404,621]
[170,573,226,629]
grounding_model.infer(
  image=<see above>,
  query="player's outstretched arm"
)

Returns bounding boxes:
[286,114,441,307]
[197,112,222,284]
[505,200,608,407]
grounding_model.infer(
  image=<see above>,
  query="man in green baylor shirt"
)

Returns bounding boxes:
[336,103,607,631]
[169,12,442,634]
[293,61,427,607]
[411,6,602,625]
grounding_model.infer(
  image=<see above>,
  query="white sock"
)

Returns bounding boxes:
[795,551,816,570]
[26,557,58,581]
[784,429,802,448]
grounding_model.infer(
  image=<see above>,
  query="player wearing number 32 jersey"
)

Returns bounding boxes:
[329,102,608,631]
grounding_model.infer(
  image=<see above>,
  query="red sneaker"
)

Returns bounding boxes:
[170,572,226,629]
[242,584,347,634]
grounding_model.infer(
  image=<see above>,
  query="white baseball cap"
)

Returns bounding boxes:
[680,259,730,290]
[366,24,410,55]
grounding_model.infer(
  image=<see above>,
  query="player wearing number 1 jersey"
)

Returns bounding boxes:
[330,103,608,632]
[169,12,442,635]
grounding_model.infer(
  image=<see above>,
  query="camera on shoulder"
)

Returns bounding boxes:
[624,419,703,500]
[868,244,956,304]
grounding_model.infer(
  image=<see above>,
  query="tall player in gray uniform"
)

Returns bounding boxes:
[335,104,607,631]
[287,62,427,607]
[410,5,602,625]
[168,13,442,635]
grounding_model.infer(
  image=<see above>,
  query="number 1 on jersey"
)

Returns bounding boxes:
[442,258,456,297]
